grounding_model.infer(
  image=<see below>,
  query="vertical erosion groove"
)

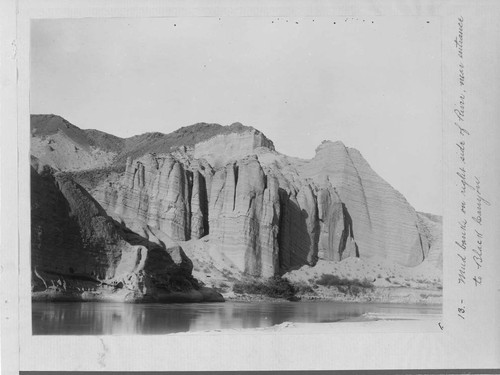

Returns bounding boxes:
[233,163,239,211]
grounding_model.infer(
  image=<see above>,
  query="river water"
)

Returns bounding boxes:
[32,301,441,335]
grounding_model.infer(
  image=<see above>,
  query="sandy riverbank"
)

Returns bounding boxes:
[181,241,443,305]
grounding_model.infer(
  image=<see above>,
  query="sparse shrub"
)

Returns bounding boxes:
[359,278,375,289]
[232,282,244,294]
[232,276,296,299]
[350,285,361,296]
[292,281,314,295]
[220,268,238,282]
[316,274,374,295]
[265,277,296,299]
[337,285,349,295]
[233,280,262,295]
[214,282,230,293]
[316,274,348,287]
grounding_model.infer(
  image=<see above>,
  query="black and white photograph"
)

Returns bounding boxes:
[30,16,443,335]
[1,0,500,373]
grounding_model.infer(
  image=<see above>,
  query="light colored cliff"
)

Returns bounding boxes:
[96,138,436,277]
[316,185,358,261]
[102,154,201,241]
[296,141,429,266]
[194,130,275,168]
[208,155,281,277]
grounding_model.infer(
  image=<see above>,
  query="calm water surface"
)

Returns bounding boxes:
[32,301,441,335]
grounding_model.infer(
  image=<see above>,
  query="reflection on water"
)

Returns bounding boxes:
[32,301,441,335]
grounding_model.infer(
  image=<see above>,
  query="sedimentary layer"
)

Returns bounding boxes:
[31,115,442,288]
[95,139,436,277]
[31,157,223,302]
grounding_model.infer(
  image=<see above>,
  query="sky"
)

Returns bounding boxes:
[31,17,442,214]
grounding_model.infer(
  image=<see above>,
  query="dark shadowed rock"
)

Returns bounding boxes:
[31,157,223,302]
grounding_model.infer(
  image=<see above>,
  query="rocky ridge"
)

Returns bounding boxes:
[31,114,270,171]
[31,114,442,302]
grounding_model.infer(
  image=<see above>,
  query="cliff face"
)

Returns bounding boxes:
[208,156,281,277]
[98,153,281,278]
[277,183,321,273]
[417,212,443,269]
[297,141,429,267]
[316,186,358,262]
[31,115,441,292]
[194,130,275,168]
[31,160,123,282]
[99,152,214,243]
[31,157,223,302]
[94,138,436,278]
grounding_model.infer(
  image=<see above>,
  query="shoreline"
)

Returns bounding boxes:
[224,295,442,306]
[32,285,225,303]
[221,285,442,305]
[32,288,442,306]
